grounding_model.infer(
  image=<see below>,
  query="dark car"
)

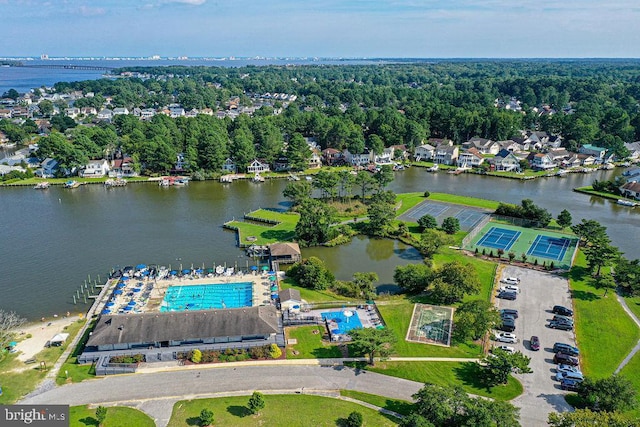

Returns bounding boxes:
[554,352,579,366]
[560,379,581,392]
[497,291,517,301]
[498,318,516,332]
[530,336,540,351]
[552,315,574,325]
[553,305,574,316]
[549,321,573,331]
[553,343,579,356]
[500,309,519,319]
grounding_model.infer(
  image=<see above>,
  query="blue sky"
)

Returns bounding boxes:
[1,0,639,58]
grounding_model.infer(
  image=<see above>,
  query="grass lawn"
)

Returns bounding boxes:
[623,295,640,322]
[69,405,155,427]
[339,390,413,416]
[362,361,523,401]
[286,325,343,359]
[0,319,85,404]
[168,394,399,427]
[279,278,346,303]
[225,209,299,245]
[432,247,498,303]
[395,192,500,217]
[377,299,482,358]
[618,351,640,420]
[568,252,640,378]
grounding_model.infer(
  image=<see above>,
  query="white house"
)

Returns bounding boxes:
[463,137,500,155]
[374,147,394,165]
[344,148,372,166]
[414,143,435,161]
[140,108,156,120]
[97,109,113,121]
[624,142,640,161]
[247,159,270,174]
[80,159,110,178]
[457,148,485,168]
[493,150,521,172]
[113,107,129,116]
[433,145,459,165]
[530,153,555,170]
[65,107,80,118]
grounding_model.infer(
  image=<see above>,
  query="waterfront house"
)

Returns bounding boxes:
[140,108,156,120]
[279,288,302,311]
[344,148,373,166]
[561,155,582,169]
[497,140,522,152]
[579,144,607,162]
[308,148,322,169]
[174,153,188,172]
[79,306,282,364]
[80,159,110,178]
[433,145,459,165]
[222,158,237,173]
[530,153,555,170]
[624,142,640,161]
[97,108,113,121]
[374,147,394,165]
[619,181,640,200]
[577,154,596,166]
[169,107,185,118]
[321,148,344,166]
[273,156,291,172]
[414,143,435,161]
[270,242,302,266]
[390,144,409,160]
[247,159,270,174]
[111,157,137,177]
[463,137,500,155]
[492,150,521,172]
[457,148,485,168]
[36,158,59,178]
[547,148,571,164]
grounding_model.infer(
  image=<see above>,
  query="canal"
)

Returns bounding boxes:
[0,168,637,319]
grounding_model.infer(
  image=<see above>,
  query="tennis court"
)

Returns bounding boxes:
[476,227,521,251]
[406,303,453,346]
[399,200,491,231]
[527,235,571,261]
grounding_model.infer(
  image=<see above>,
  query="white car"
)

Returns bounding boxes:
[493,345,515,354]
[495,332,518,343]
[555,371,584,382]
[502,277,520,285]
[557,364,582,375]
[499,285,520,293]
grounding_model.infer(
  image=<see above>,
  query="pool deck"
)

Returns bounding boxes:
[107,272,274,315]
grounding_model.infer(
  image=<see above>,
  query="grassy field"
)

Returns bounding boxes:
[568,252,640,378]
[168,394,400,426]
[286,325,343,359]
[339,390,413,416]
[432,247,498,303]
[279,278,346,303]
[618,351,640,420]
[69,405,155,427]
[362,361,522,401]
[574,186,638,203]
[624,295,640,322]
[225,209,299,245]
[395,192,500,217]
[0,319,85,404]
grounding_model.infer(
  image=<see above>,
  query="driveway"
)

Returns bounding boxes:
[496,266,574,425]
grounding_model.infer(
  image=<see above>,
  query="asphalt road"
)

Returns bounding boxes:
[496,266,574,425]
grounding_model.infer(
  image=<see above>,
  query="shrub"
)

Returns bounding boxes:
[345,411,364,427]
[190,349,202,364]
[269,343,283,359]
[423,190,431,198]
[25,334,32,339]
[248,391,266,414]
[199,409,214,426]
[95,406,107,426]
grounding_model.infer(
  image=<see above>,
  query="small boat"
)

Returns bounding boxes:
[305,176,313,181]
[427,164,439,172]
[220,175,235,183]
[555,170,567,177]
[105,178,127,187]
[617,199,637,207]
[34,181,50,189]
[288,173,300,181]
[602,163,615,170]
[64,180,81,189]
[252,173,265,183]
[158,177,171,187]
[173,177,189,186]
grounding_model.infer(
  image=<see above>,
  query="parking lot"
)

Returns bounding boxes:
[494,266,575,424]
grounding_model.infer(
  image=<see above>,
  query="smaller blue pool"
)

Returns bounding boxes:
[322,310,363,335]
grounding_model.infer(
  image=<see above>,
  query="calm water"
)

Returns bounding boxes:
[1,169,638,320]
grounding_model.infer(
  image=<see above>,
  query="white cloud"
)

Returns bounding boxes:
[77,5,106,16]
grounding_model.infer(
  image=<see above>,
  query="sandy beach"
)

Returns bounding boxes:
[11,315,83,362]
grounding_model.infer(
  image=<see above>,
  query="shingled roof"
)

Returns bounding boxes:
[269,242,301,257]
[86,306,279,347]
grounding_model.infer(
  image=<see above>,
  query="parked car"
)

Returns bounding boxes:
[549,321,573,331]
[552,315,574,325]
[557,364,582,375]
[493,345,516,354]
[553,343,580,356]
[499,285,520,294]
[552,305,573,316]
[530,336,540,351]
[500,309,519,319]
[499,318,516,332]
[502,277,520,285]
[497,291,517,301]
[495,332,518,343]
[554,352,579,366]
[556,371,584,382]
[501,313,515,322]
[560,379,581,391]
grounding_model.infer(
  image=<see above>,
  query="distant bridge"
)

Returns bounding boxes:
[14,64,116,71]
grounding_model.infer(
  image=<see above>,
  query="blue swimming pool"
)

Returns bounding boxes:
[160,282,253,312]
[321,310,363,335]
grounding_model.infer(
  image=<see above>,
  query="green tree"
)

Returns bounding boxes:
[411,384,468,426]
[578,375,638,413]
[349,327,397,365]
[287,132,312,171]
[417,214,438,230]
[548,408,636,427]
[247,391,266,415]
[294,198,337,246]
[198,408,214,426]
[594,274,617,297]
[366,190,396,236]
[313,170,340,199]
[283,181,312,206]
[429,261,481,304]
[583,236,620,277]
[398,413,435,427]
[441,217,460,234]
[393,263,432,294]
[95,406,107,426]
[571,219,608,246]
[351,272,379,300]
[453,300,501,341]
[373,164,394,192]
[479,349,532,386]
[557,209,573,229]
[345,411,364,427]
[287,257,335,290]
[614,257,640,295]
[417,228,453,257]
[354,170,375,199]
[38,99,54,117]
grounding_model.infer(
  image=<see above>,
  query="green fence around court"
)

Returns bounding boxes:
[464,221,578,269]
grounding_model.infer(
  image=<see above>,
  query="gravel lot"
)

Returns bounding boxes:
[495,265,575,425]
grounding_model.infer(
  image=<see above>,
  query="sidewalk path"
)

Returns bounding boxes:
[615,292,640,373]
